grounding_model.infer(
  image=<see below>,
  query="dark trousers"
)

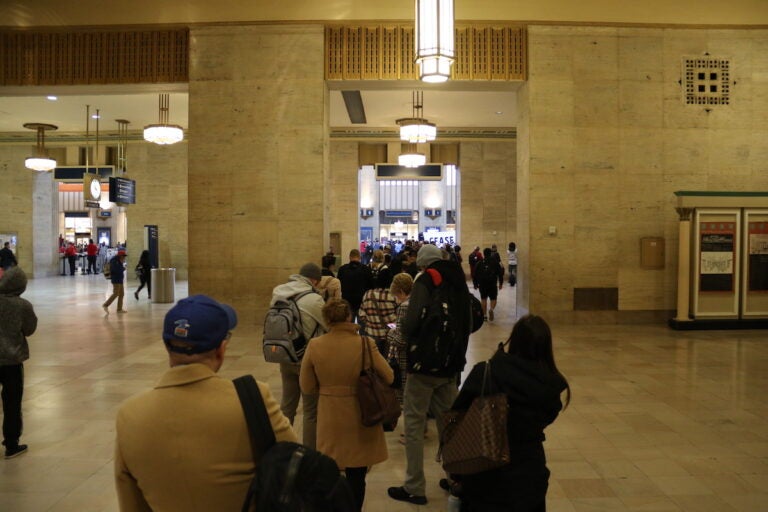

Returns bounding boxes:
[87,255,97,274]
[136,272,152,298]
[67,255,77,275]
[344,466,367,511]
[0,364,24,448]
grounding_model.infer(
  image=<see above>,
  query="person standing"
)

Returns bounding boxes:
[507,242,518,286]
[300,298,393,512]
[388,244,471,506]
[386,272,414,403]
[269,262,328,449]
[134,250,152,301]
[103,250,127,315]
[0,242,17,271]
[86,239,98,274]
[337,249,373,321]
[358,269,397,356]
[64,242,77,276]
[0,267,37,459]
[115,294,296,510]
[451,315,571,511]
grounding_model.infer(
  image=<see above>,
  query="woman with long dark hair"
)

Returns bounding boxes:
[450,314,570,511]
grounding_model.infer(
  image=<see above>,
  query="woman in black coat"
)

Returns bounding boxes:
[451,314,570,512]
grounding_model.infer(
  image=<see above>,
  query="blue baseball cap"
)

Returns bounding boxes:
[163,295,238,354]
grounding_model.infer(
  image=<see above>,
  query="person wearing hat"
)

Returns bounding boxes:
[114,295,296,511]
[269,262,328,450]
[388,243,471,506]
[102,250,127,315]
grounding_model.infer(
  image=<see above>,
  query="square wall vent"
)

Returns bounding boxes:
[682,57,731,106]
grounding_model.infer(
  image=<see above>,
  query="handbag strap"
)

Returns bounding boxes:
[480,359,492,398]
[360,334,374,372]
[233,375,277,460]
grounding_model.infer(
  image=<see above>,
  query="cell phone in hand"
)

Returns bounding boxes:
[387,323,397,329]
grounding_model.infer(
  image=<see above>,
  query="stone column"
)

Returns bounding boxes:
[674,207,694,322]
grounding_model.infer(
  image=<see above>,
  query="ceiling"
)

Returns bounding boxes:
[0,83,519,137]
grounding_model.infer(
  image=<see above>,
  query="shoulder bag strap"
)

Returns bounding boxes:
[233,375,277,459]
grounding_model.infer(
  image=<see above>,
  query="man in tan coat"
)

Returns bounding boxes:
[114,295,296,511]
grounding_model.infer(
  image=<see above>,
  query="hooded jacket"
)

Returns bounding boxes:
[0,267,37,365]
[401,259,471,377]
[270,274,328,347]
[451,345,568,509]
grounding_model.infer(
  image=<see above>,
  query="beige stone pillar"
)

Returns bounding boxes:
[675,207,694,322]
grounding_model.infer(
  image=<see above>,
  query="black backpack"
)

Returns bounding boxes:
[469,294,484,333]
[233,375,357,512]
[407,268,467,376]
[474,260,495,284]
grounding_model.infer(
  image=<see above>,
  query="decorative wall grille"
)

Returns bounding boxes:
[682,57,731,106]
[326,24,526,81]
[0,29,189,86]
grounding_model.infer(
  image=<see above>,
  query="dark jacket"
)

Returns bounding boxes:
[336,260,373,309]
[401,259,471,377]
[451,346,568,510]
[0,267,37,365]
[0,247,17,269]
[110,256,126,284]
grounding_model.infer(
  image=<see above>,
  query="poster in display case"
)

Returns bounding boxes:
[699,222,735,292]
[748,222,768,292]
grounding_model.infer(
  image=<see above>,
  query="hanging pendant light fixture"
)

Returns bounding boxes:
[398,143,426,168]
[397,91,436,143]
[143,93,183,145]
[415,0,455,83]
[23,123,58,171]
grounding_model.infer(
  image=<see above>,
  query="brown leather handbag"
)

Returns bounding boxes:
[441,360,510,474]
[357,335,401,428]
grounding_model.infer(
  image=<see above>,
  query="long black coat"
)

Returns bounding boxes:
[451,346,567,511]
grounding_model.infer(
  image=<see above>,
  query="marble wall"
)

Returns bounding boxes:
[0,146,37,274]
[188,24,327,324]
[521,25,768,320]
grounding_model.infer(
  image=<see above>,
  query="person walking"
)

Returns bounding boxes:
[0,267,37,459]
[475,248,504,322]
[115,294,296,510]
[450,315,571,511]
[300,298,394,512]
[103,250,127,315]
[134,250,151,301]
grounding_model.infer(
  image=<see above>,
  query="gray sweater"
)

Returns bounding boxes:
[0,267,37,365]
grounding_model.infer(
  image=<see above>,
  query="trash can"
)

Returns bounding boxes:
[151,268,176,303]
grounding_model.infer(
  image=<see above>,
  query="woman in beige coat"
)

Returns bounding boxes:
[300,298,394,512]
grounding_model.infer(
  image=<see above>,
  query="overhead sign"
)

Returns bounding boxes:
[109,176,136,205]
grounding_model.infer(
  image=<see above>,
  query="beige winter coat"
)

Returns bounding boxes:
[300,322,393,468]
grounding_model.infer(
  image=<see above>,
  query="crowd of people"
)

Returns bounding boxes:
[0,239,571,512]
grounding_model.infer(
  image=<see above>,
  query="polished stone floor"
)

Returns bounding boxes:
[1,274,767,511]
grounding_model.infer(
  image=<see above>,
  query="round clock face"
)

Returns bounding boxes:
[90,179,101,200]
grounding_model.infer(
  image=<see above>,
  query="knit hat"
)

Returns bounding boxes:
[416,244,443,268]
[299,262,322,281]
[163,295,238,354]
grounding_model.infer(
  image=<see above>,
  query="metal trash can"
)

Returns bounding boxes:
[151,268,176,303]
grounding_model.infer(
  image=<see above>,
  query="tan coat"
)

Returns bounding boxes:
[300,322,394,469]
[115,364,297,512]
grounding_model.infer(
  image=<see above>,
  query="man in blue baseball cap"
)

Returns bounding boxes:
[114,295,297,511]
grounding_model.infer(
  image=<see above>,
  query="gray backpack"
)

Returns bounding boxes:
[263,291,314,364]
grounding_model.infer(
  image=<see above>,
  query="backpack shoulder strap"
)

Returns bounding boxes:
[233,375,276,459]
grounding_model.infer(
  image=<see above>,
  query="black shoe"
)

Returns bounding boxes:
[387,486,427,505]
[134,291,139,300]
[5,444,28,459]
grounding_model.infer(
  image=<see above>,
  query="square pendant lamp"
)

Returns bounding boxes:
[415,0,455,83]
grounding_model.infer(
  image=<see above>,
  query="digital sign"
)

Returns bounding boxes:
[109,177,136,205]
